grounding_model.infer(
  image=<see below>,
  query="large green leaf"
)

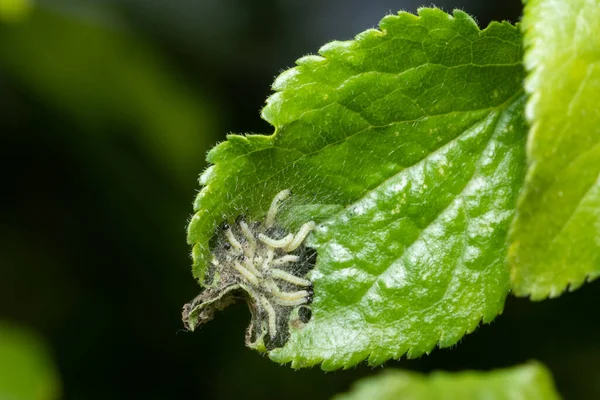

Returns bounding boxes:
[185,8,526,369]
[508,0,600,299]
[0,323,60,400]
[332,362,561,400]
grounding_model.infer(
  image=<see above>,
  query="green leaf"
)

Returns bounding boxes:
[0,323,60,400]
[185,8,527,369]
[332,362,562,400]
[508,0,600,299]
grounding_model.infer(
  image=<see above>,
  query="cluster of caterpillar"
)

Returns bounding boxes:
[183,190,316,349]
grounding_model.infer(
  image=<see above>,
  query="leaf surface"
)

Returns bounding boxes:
[508,0,600,299]
[186,8,526,369]
[332,362,561,400]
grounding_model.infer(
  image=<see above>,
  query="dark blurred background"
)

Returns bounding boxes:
[2,1,599,399]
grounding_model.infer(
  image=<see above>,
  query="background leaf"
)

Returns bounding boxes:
[0,5,216,188]
[332,362,562,400]
[508,0,600,299]
[187,8,526,369]
[0,323,60,400]
[0,0,31,22]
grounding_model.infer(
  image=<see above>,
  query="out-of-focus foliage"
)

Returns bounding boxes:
[0,4,216,186]
[509,0,600,300]
[0,323,60,400]
[0,0,31,22]
[333,362,561,400]
[0,2,222,399]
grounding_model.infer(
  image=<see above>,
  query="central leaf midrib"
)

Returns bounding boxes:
[326,90,524,216]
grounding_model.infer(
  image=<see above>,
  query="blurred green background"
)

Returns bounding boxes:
[1,0,598,399]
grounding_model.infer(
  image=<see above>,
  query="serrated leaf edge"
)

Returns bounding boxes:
[187,7,524,369]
